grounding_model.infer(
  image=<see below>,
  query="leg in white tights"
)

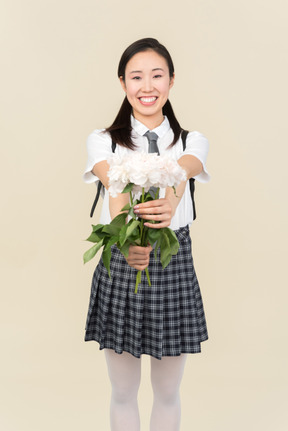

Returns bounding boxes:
[150,354,187,431]
[105,349,141,431]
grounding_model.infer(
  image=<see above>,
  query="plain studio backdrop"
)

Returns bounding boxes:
[1,1,287,430]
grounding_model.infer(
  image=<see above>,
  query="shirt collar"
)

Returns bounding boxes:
[130,115,170,139]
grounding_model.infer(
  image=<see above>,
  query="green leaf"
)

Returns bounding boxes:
[86,232,102,243]
[92,224,104,233]
[120,202,131,212]
[119,240,130,257]
[128,206,137,219]
[104,235,118,248]
[118,223,141,257]
[102,246,112,277]
[119,224,129,247]
[83,238,104,264]
[119,220,140,246]
[89,224,107,239]
[154,238,161,261]
[87,224,107,242]
[147,228,161,245]
[126,220,140,239]
[160,232,172,269]
[122,182,134,194]
[102,223,121,236]
[129,228,139,242]
[110,212,127,227]
[163,228,179,255]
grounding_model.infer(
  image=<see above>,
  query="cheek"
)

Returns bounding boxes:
[158,80,171,96]
[125,82,138,97]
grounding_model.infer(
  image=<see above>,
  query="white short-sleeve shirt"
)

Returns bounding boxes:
[83,116,210,230]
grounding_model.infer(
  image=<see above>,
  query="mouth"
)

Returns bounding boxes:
[138,96,158,105]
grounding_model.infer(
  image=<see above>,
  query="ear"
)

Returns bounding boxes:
[119,76,126,92]
[169,73,175,89]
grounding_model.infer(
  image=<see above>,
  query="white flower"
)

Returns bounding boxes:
[107,152,187,197]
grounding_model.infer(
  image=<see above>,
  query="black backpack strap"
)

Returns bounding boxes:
[90,141,116,218]
[90,181,102,218]
[181,130,189,150]
[181,130,196,220]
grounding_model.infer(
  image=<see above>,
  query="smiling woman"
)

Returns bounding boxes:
[83,37,210,431]
[105,38,182,150]
[119,50,174,129]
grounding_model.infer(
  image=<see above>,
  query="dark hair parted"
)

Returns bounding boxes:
[106,38,182,149]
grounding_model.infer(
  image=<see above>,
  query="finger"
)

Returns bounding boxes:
[127,257,150,265]
[126,257,150,267]
[135,200,168,210]
[130,263,149,270]
[129,245,151,257]
[135,207,165,217]
[138,213,171,221]
[134,201,171,214]
[134,199,165,209]
[127,252,151,263]
[144,221,170,229]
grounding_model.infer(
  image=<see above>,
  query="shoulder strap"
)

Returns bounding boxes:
[181,130,197,220]
[90,141,116,218]
[181,129,189,151]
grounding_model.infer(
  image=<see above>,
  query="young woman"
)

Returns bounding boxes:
[83,38,210,431]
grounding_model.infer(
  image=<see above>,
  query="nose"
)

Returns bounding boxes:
[142,77,153,92]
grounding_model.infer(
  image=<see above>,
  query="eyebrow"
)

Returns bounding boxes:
[129,68,165,74]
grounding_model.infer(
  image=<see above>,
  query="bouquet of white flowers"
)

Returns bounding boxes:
[83,152,187,293]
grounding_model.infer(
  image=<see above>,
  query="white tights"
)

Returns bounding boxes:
[105,349,187,431]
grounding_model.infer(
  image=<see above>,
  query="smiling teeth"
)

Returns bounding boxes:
[140,97,157,102]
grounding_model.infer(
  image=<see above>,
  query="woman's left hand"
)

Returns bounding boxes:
[133,198,173,229]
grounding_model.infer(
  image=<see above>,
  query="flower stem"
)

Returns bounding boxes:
[145,267,151,286]
[135,270,142,293]
[140,187,145,245]
[134,187,152,292]
[155,187,160,200]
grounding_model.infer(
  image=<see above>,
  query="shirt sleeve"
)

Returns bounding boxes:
[83,129,112,183]
[183,131,211,183]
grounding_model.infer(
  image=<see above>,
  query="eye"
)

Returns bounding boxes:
[132,76,141,80]
[153,74,163,79]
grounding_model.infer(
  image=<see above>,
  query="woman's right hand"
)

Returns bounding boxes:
[125,244,152,270]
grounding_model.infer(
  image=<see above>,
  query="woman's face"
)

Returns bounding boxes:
[120,50,174,128]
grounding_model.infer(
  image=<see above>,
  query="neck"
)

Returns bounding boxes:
[133,111,164,130]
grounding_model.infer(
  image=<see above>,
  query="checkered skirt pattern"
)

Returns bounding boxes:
[85,225,208,360]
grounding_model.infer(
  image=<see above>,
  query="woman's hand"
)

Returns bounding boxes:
[133,198,173,229]
[125,244,153,270]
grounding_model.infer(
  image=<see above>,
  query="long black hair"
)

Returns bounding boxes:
[106,38,182,149]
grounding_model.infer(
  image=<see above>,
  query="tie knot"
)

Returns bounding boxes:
[144,131,158,142]
[144,131,159,154]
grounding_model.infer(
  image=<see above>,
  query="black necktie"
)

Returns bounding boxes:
[145,131,159,155]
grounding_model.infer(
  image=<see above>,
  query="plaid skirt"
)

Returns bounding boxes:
[85,225,208,360]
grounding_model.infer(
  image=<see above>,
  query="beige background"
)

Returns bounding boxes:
[1,0,287,430]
